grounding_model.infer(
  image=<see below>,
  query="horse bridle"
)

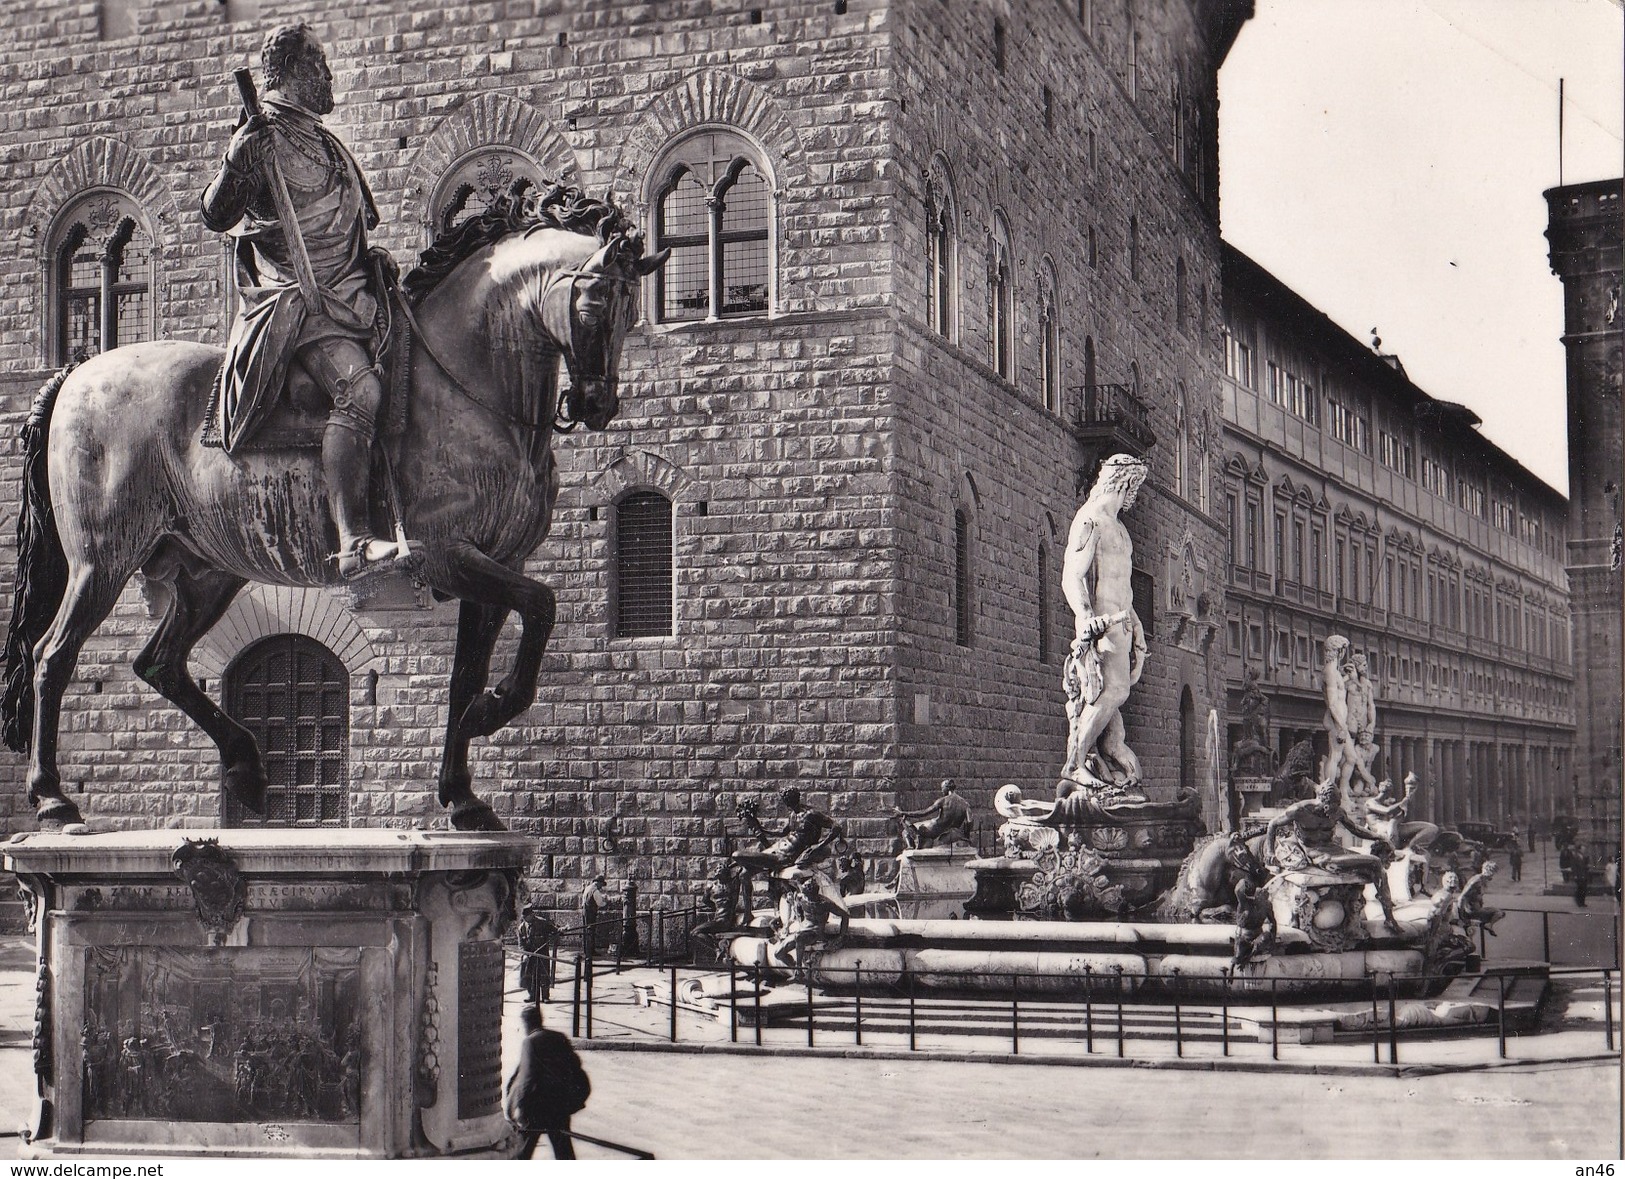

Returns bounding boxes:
[398,262,636,437]
[541,265,638,433]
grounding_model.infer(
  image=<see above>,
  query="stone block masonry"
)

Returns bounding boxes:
[0,0,1249,907]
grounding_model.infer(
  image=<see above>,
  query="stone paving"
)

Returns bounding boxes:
[0,873,1618,1161]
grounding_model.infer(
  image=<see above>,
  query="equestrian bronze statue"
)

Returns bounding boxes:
[1,38,665,829]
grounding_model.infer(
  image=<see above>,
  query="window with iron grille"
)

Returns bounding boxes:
[954,508,972,647]
[223,634,349,827]
[614,490,674,638]
[48,192,154,365]
[1131,568,1155,641]
[653,131,771,322]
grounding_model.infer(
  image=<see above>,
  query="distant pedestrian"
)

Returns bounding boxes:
[1507,843,1523,882]
[514,907,559,1004]
[1607,850,1621,904]
[1571,845,1590,908]
[580,875,612,959]
[505,1006,590,1160]
[1527,823,1536,852]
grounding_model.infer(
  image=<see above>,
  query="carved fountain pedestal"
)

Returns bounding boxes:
[5,828,534,1160]
[976,785,1206,919]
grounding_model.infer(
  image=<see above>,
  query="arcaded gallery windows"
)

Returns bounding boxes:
[47,190,154,364]
[652,130,772,322]
[222,635,349,829]
[924,157,958,340]
[613,490,675,638]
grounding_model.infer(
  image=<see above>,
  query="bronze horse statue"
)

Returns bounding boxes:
[2,182,666,831]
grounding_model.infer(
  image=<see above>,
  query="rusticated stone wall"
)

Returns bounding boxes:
[0,0,1245,904]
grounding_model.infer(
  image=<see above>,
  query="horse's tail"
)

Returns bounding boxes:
[1,362,75,754]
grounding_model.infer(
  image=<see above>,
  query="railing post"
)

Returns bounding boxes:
[1220,969,1230,1058]
[1495,972,1507,1059]
[1270,978,1279,1062]
[728,960,738,1043]
[806,977,816,1048]
[908,971,917,1052]
[657,909,665,962]
[1010,973,1020,1057]
[1386,975,1399,1065]
[585,957,595,1040]
[669,964,678,1043]
[570,954,582,1039]
[1083,965,1094,1054]
[853,963,863,1046]
[1171,967,1183,1058]
[753,968,763,1048]
[1479,920,1488,963]
[1542,910,1552,965]
[1114,967,1125,1059]
[1605,969,1615,1051]
[1370,973,1381,1064]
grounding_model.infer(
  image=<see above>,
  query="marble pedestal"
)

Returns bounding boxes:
[5,828,534,1159]
[893,846,979,919]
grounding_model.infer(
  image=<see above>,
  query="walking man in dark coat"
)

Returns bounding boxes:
[1571,844,1591,907]
[505,1006,590,1160]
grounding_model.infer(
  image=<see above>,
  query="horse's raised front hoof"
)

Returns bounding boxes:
[37,798,85,830]
[458,691,509,740]
[448,799,508,832]
[223,760,268,815]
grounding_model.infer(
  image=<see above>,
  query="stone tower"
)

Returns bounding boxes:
[1545,177,1623,861]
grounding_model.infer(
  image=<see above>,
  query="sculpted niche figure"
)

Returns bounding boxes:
[1059,453,1149,797]
[202,23,413,578]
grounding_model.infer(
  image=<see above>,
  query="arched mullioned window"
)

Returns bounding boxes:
[1174,382,1189,501]
[47,190,154,364]
[1037,258,1061,414]
[428,148,549,240]
[1176,255,1188,331]
[1037,542,1051,663]
[223,634,349,828]
[652,130,772,322]
[924,158,957,339]
[613,490,674,638]
[990,212,1014,381]
[954,507,974,647]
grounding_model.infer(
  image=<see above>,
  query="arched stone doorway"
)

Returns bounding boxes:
[1179,685,1197,799]
[222,634,350,827]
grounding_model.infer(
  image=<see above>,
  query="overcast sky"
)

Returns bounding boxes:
[1218,0,1624,496]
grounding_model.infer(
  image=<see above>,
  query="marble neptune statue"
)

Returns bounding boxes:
[1059,453,1149,797]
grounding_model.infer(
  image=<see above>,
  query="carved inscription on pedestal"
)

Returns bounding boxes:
[455,940,503,1120]
[82,946,362,1124]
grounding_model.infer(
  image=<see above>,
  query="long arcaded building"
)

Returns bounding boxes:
[1219,243,1575,833]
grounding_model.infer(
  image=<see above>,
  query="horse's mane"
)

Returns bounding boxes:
[402,178,635,306]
